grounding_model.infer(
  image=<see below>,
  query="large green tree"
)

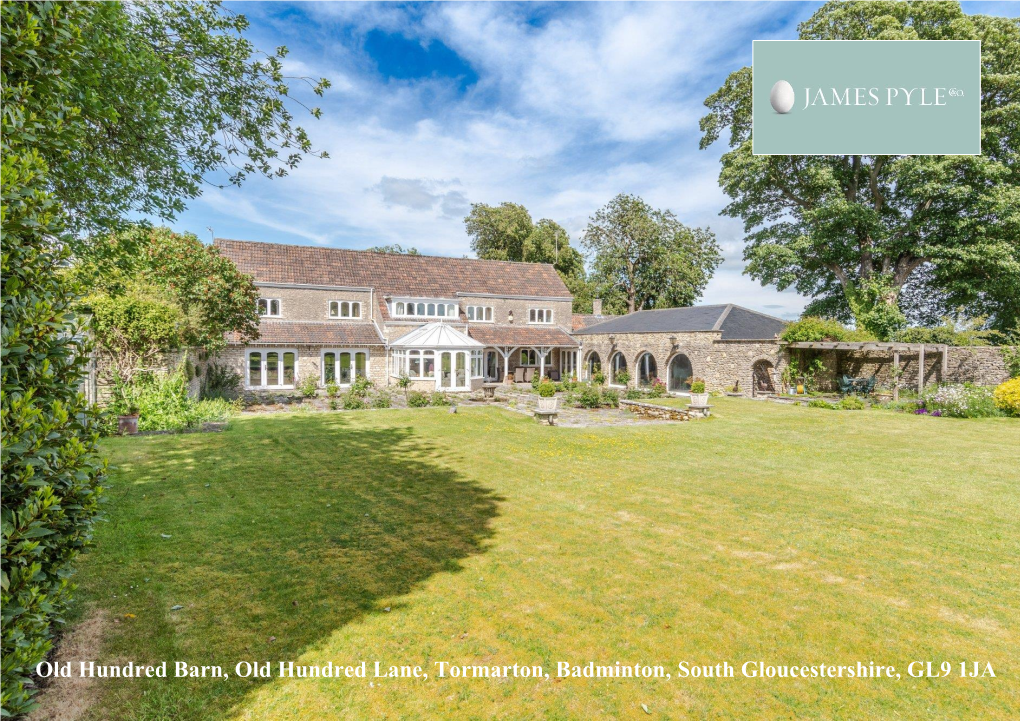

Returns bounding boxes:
[700,1,1020,338]
[582,194,722,314]
[1,2,326,714]
[73,226,261,379]
[464,202,589,308]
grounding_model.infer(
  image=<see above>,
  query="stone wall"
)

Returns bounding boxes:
[211,344,387,399]
[576,331,785,393]
[255,284,376,322]
[813,345,1009,390]
[92,348,206,403]
[619,399,692,421]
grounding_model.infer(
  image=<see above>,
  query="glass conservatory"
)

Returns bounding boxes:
[390,322,484,392]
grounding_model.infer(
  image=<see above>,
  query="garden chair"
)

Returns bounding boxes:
[863,376,877,395]
[838,375,855,395]
[514,367,526,383]
[524,367,536,383]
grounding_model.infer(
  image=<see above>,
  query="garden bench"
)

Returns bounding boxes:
[534,397,559,425]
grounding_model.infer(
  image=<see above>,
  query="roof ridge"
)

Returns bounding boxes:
[722,303,790,324]
[711,304,734,331]
[215,237,559,271]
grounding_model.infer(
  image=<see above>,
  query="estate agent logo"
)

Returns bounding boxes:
[753,40,980,155]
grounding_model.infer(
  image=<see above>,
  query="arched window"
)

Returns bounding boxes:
[637,353,658,386]
[437,304,446,317]
[586,352,601,380]
[668,354,693,392]
[610,352,628,386]
[752,359,776,395]
[417,303,426,316]
[427,303,436,316]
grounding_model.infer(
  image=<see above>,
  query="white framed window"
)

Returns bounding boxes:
[247,349,296,388]
[528,308,553,324]
[391,300,458,319]
[466,306,494,322]
[329,300,361,319]
[397,349,435,379]
[471,350,483,378]
[519,349,551,367]
[561,350,578,378]
[257,298,281,317]
[321,349,369,385]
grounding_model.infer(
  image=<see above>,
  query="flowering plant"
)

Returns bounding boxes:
[919,383,999,418]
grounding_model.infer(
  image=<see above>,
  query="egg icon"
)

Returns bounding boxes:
[770,80,795,114]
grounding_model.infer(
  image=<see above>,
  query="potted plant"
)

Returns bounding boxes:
[118,403,140,435]
[689,378,709,406]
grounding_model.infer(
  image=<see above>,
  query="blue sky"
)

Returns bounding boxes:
[157,1,1019,319]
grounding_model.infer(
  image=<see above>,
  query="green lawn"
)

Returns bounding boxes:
[71,399,1019,719]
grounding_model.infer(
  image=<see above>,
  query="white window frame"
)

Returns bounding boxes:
[257,298,282,318]
[391,299,458,319]
[466,305,494,322]
[528,308,553,324]
[610,351,628,387]
[561,350,578,379]
[321,348,370,386]
[470,350,484,378]
[246,349,297,389]
[329,300,362,319]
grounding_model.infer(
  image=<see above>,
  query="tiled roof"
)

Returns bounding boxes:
[571,313,616,331]
[468,324,578,347]
[215,238,571,299]
[574,304,786,340]
[228,320,384,346]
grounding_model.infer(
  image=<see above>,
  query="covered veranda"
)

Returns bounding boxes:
[467,325,580,384]
[784,341,949,400]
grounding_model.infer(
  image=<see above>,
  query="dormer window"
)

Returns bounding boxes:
[529,308,553,324]
[392,300,458,319]
[329,300,361,319]
[466,306,494,322]
[257,298,281,317]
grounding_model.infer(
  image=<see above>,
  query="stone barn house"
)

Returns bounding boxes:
[106,238,1007,401]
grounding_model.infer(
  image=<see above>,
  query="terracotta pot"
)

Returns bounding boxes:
[118,414,139,435]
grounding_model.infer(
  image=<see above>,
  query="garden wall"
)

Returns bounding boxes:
[91,348,205,403]
[835,346,1009,389]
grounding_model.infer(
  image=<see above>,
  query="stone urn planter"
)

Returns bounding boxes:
[689,392,710,406]
[537,397,559,412]
[118,413,140,435]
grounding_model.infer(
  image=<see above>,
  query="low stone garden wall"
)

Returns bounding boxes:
[619,399,692,421]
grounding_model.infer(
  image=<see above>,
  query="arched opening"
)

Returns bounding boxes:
[637,352,658,386]
[585,351,601,380]
[668,354,693,392]
[610,352,628,386]
[752,359,776,395]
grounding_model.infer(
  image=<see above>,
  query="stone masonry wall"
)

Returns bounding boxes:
[576,332,785,393]
[834,345,1009,389]
[212,344,387,398]
[255,285,376,322]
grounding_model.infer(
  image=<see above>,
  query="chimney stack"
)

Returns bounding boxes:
[592,298,603,316]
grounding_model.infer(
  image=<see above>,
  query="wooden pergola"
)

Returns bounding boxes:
[784,341,949,400]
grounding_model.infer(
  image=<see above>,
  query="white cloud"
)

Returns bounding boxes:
[173,1,813,316]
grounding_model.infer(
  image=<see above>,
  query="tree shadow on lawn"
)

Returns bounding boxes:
[84,413,502,719]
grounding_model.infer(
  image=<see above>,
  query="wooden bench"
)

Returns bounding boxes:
[534,397,559,425]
